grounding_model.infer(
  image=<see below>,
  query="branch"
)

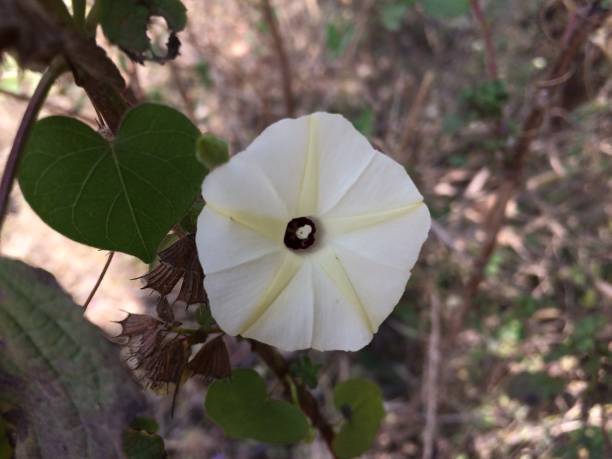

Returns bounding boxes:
[250,341,337,458]
[468,0,499,80]
[454,3,611,333]
[260,0,296,117]
[0,60,66,236]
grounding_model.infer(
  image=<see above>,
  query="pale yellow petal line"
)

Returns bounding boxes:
[205,202,285,243]
[323,201,424,236]
[238,252,302,334]
[297,115,319,216]
[315,248,374,333]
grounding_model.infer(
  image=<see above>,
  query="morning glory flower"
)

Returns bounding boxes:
[196,113,430,351]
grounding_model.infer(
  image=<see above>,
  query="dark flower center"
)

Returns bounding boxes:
[284,217,316,250]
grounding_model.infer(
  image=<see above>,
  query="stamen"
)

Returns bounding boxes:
[284,217,316,250]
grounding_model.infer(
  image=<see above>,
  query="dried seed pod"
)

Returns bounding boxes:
[117,313,161,341]
[188,335,231,381]
[140,235,206,306]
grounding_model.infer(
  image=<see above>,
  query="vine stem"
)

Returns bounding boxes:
[250,341,338,458]
[0,60,66,237]
[83,251,115,311]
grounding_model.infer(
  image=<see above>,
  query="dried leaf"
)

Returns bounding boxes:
[188,335,231,381]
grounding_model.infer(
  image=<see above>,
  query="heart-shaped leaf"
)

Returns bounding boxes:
[0,257,147,458]
[204,369,309,444]
[18,103,205,262]
[332,378,385,459]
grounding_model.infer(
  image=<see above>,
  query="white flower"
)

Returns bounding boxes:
[196,113,430,352]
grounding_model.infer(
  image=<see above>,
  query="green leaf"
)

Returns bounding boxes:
[0,257,147,458]
[205,369,309,444]
[289,356,321,389]
[99,0,187,59]
[505,371,565,406]
[332,379,385,459]
[380,1,416,31]
[325,21,354,58]
[18,103,205,262]
[123,429,166,459]
[420,0,469,18]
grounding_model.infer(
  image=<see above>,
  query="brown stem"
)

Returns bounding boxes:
[0,60,66,237]
[250,341,337,457]
[260,0,296,117]
[455,3,610,333]
[83,251,115,311]
[468,0,499,80]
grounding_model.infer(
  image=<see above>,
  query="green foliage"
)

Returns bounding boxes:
[505,371,565,406]
[553,427,605,459]
[123,418,166,459]
[325,21,354,58]
[196,133,229,170]
[352,108,376,138]
[99,0,187,59]
[205,369,309,444]
[18,103,205,263]
[289,356,322,389]
[420,0,470,18]
[332,379,385,459]
[380,1,417,31]
[0,258,146,458]
[194,60,214,88]
[461,80,509,119]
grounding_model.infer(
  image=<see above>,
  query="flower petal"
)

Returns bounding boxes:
[196,207,281,273]
[241,116,312,217]
[327,205,431,327]
[322,151,423,219]
[243,261,314,351]
[201,154,288,239]
[203,251,285,336]
[311,113,376,215]
[310,259,373,352]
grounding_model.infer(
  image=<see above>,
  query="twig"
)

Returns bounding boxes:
[260,0,296,117]
[422,289,441,459]
[250,341,337,458]
[0,60,66,237]
[468,0,499,80]
[454,2,610,333]
[83,251,115,311]
[400,70,436,154]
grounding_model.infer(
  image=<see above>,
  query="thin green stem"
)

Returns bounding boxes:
[0,59,66,238]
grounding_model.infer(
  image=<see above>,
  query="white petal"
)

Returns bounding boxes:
[204,251,285,336]
[243,261,314,351]
[311,113,376,215]
[201,153,289,234]
[322,151,423,218]
[240,116,311,217]
[196,207,281,273]
[310,259,373,352]
[327,205,431,327]
[330,204,431,272]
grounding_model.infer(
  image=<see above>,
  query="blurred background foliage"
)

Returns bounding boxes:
[0,0,610,458]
